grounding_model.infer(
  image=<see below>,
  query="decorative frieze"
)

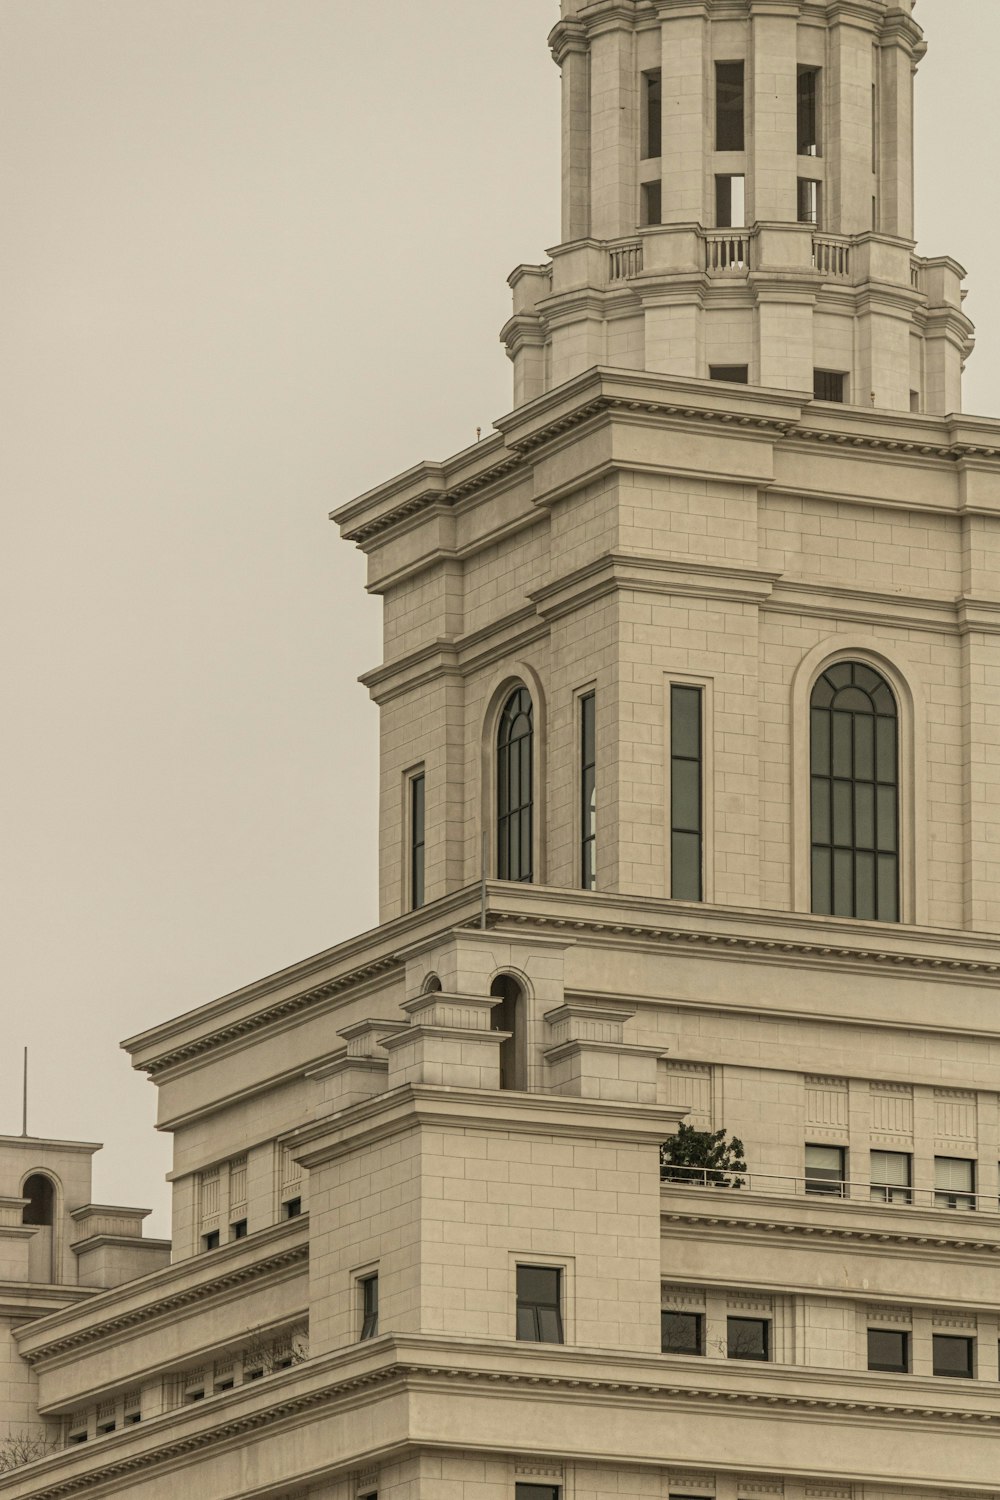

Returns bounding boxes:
[805,1077,849,1130]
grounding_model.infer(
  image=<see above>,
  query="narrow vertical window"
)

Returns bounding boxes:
[516,1265,564,1343]
[797,178,820,226]
[641,180,662,227]
[670,685,703,902]
[797,67,820,155]
[490,974,525,1091]
[410,772,425,910]
[359,1274,379,1340]
[642,70,662,159]
[497,688,534,882]
[715,174,745,229]
[715,62,745,151]
[580,692,596,890]
[810,661,899,920]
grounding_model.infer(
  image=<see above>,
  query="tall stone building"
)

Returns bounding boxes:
[2,1,1000,1497]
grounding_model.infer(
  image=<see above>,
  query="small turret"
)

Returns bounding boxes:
[503,0,973,414]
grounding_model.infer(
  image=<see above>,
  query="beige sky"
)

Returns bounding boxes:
[0,0,992,1233]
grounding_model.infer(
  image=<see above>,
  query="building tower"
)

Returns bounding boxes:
[5,4,1000,1500]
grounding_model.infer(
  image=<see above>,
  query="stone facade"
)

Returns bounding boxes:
[2,1,1000,1498]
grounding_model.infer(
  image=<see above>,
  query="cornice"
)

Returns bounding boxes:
[661,1204,1000,1260]
[485,900,1000,984]
[18,1235,308,1367]
[6,1334,1000,1500]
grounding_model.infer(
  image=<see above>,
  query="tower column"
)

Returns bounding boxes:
[557,27,591,243]
[589,20,638,241]
[658,5,708,227]
[749,3,798,224]
[828,18,877,236]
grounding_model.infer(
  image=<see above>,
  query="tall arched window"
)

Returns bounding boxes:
[22,1174,55,1226]
[490,974,526,1091]
[497,687,533,882]
[810,661,899,922]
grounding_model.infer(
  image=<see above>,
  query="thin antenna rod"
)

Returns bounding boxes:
[480,832,488,931]
[21,1048,28,1137]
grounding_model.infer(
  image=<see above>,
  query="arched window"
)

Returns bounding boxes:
[497,688,533,882]
[22,1174,55,1227]
[490,974,525,1091]
[810,661,899,922]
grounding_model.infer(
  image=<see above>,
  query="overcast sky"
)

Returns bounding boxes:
[0,0,992,1234]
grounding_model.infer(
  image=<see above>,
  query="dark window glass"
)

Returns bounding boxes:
[934,1156,976,1211]
[490,973,524,1091]
[284,1196,302,1219]
[230,1219,248,1240]
[868,1328,909,1373]
[97,1419,116,1435]
[516,1265,564,1344]
[814,369,846,403]
[360,1273,379,1340]
[671,685,703,901]
[797,178,820,226]
[124,1412,141,1426]
[643,70,662,158]
[715,174,745,229]
[202,1230,220,1251]
[710,365,749,384]
[797,67,820,155]
[516,1488,561,1500]
[410,772,425,910]
[870,1150,912,1205]
[642,180,662,227]
[662,1311,704,1354]
[22,1174,55,1226]
[716,62,745,150]
[497,688,534,882]
[68,1433,88,1445]
[810,661,898,919]
[933,1334,974,1379]
[727,1316,770,1361]
[805,1143,846,1197]
[581,693,596,890]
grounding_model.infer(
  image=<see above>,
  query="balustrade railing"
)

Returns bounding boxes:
[812,235,852,280]
[662,1164,997,1214]
[609,241,643,282]
[704,231,751,274]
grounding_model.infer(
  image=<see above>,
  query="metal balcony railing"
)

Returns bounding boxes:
[661,1164,995,1214]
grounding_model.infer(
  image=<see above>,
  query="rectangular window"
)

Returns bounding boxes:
[670,685,703,901]
[360,1273,379,1340]
[641,180,662,227]
[642,69,662,159]
[516,1264,564,1344]
[202,1230,220,1252]
[516,1488,561,1500]
[727,1316,770,1361]
[935,1156,976,1211]
[933,1334,974,1379]
[661,1310,704,1355]
[230,1218,248,1240]
[410,772,425,911]
[813,369,846,403]
[870,1150,912,1205]
[805,1143,846,1197]
[284,1196,303,1219]
[709,365,749,384]
[868,1328,909,1373]
[909,389,920,414]
[797,178,820,226]
[715,174,745,229]
[797,66,820,155]
[716,62,745,151]
[580,692,596,890]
